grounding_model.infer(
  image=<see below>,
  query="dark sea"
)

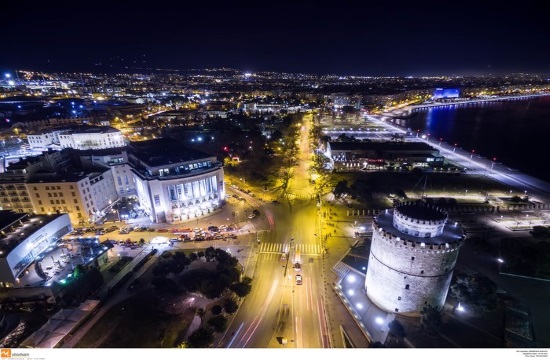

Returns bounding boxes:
[395,96,550,183]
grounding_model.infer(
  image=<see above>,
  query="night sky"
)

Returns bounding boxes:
[1,1,548,76]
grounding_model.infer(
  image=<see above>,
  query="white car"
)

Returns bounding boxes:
[248,214,255,219]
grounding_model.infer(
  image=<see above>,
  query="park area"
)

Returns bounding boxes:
[74,247,250,348]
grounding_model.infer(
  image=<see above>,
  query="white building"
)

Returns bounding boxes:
[128,138,225,223]
[0,211,71,286]
[27,129,64,148]
[58,126,125,150]
[0,149,118,225]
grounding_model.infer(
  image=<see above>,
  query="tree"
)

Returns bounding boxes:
[187,328,214,348]
[208,315,228,333]
[224,298,239,314]
[419,305,442,337]
[388,319,407,341]
[230,277,252,298]
[449,273,498,316]
[211,304,222,315]
[333,180,348,198]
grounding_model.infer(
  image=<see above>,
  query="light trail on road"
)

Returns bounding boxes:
[232,278,279,348]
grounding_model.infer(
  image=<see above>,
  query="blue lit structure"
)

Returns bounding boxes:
[432,88,460,99]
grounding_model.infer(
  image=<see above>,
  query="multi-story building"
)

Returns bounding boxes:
[365,201,465,317]
[27,129,64,148]
[57,126,125,150]
[0,149,118,225]
[0,211,71,286]
[0,138,225,225]
[326,141,445,171]
[128,138,225,223]
[78,148,136,198]
[28,125,125,150]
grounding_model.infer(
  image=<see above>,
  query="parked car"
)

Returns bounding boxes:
[105,225,119,233]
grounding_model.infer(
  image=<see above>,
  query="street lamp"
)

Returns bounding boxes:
[470,150,475,160]
[453,143,457,152]
[438,138,443,146]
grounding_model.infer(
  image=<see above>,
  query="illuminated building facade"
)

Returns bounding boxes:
[28,126,124,150]
[432,88,460,99]
[128,138,225,223]
[0,211,71,286]
[0,149,118,225]
[365,201,464,317]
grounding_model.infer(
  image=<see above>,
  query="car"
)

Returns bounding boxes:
[248,214,256,219]
[295,274,302,285]
[105,225,119,233]
[157,228,169,233]
[226,234,237,239]
[294,262,301,271]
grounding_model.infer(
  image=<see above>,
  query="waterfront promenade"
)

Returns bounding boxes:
[381,93,550,119]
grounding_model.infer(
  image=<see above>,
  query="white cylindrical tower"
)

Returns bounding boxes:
[365,201,465,317]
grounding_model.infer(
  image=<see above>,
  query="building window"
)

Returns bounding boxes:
[38,200,42,205]
[72,192,76,196]
[421,270,424,274]
[154,195,160,206]
[405,284,409,290]
[395,308,399,312]
[411,256,415,261]
[398,296,401,301]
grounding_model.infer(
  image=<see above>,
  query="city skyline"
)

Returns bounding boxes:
[2,1,549,76]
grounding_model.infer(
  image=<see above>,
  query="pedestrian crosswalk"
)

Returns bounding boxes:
[259,242,322,255]
[283,193,316,201]
[332,262,351,278]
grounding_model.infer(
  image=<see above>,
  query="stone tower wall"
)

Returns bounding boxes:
[365,222,463,317]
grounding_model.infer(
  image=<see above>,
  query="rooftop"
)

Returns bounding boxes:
[395,201,447,221]
[0,211,67,257]
[128,138,213,167]
[329,141,436,152]
[375,209,464,245]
